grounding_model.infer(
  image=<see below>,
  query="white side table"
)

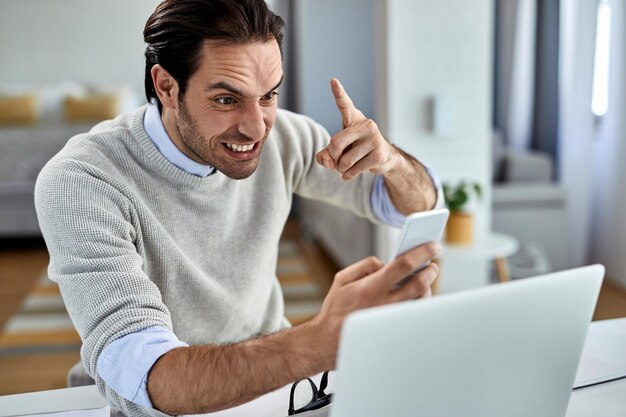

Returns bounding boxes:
[435,232,519,292]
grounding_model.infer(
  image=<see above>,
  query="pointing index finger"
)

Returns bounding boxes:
[331,78,365,128]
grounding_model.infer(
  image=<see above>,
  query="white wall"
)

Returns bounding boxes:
[290,0,380,267]
[0,0,160,96]
[292,0,493,291]
[376,0,493,291]
[292,0,376,132]
[591,0,626,287]
[558,0,598,270]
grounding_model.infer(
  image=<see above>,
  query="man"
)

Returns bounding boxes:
[35,0,443,416]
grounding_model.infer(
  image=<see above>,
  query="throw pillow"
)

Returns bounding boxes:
[0,94,38,125]
[64,94,120,122]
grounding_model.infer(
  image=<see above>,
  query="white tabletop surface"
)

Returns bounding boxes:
[563,317,626,417]
[442,232,519,260]
[0,385,108,417]
[566,378,626,416]
[574,317,626,387]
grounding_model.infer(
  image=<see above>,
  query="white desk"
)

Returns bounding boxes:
[1,319,625,417]
[0,385,109,417]
[566,317,626,416]
[567,378,626,416]
[574,318,626,387]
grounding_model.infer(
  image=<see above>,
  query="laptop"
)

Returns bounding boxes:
[329,265,604,417]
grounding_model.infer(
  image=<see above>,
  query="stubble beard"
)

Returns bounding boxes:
[175,101,263,180]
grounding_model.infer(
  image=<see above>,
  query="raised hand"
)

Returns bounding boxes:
[315,78,399,181]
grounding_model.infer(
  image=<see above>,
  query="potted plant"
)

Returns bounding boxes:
[443,180,483,245]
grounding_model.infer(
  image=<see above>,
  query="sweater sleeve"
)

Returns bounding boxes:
[273,110,380,223]
[34,159,175,417]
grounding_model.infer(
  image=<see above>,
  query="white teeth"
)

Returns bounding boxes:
[226,143,254,152]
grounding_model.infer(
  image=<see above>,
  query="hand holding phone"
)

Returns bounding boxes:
[390,208,449,287]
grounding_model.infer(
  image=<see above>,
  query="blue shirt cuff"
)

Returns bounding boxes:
[370,175,406,227]
[97,326,188,409]
[370,163,444,227]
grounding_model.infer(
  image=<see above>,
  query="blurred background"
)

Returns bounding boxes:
[0,0,624,395]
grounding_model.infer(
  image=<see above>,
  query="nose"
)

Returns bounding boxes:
[238,103,267,140]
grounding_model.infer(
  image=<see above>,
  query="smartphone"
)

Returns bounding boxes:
[390,208,450,286]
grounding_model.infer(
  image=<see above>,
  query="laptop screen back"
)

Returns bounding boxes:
[330,265,604,417]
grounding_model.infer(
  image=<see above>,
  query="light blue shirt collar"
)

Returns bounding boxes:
[143,103,215,177]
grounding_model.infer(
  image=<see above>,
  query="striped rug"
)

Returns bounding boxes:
[0,239,324,355]
[277,239,325,324]
[0,272,82,395]
[0,236,326,395]
[0,274,80,356]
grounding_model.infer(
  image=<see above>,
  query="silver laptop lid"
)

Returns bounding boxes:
[330,265,604,417]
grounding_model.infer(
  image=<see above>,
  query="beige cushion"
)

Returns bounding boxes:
[64,94,120,122]
[0,94,38,125]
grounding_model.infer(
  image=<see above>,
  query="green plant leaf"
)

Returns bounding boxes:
[442,179,482,212]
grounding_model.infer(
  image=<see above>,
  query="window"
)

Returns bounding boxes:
[591,0,612,118]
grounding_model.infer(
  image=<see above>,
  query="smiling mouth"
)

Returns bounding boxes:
[224,142,256,152]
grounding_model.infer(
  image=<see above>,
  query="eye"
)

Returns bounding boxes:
[215,96,236,106]
[261,91,279,102]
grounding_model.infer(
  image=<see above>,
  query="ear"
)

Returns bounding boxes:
[151,64,180,110]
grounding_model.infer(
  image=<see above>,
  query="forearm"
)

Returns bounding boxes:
[147,319,329,415]
[383,146,438,214]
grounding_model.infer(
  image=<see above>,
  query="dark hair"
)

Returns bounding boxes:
[143,0,285,105]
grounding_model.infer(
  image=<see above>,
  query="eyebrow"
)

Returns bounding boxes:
[207,75,284,98]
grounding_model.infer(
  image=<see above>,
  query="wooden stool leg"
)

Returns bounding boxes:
[494,257,510,282]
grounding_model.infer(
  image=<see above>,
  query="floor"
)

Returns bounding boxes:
[0,240,77,395]
[1,223,626,395]
[593,281,626,321]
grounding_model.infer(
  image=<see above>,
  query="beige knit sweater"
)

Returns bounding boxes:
[35,105,378,416]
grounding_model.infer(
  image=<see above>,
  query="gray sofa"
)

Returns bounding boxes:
[0,123,92,237]
[492,147,569,273]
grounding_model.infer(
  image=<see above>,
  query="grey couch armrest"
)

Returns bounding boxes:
[493,183,566,207]
[502,150,553,182]
[0,181,41,237]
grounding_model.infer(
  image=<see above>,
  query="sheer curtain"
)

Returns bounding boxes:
[493,0,560,162]
[590,0,626,284]
[494,0,537,152]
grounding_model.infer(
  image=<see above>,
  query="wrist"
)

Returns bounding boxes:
[384,145,410,177]
[297,316,337,370]
[382,146,438,213]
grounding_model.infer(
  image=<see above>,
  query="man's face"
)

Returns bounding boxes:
[172,40,283,180]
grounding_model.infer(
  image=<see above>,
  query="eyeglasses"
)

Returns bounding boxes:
[288,371,333,415]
